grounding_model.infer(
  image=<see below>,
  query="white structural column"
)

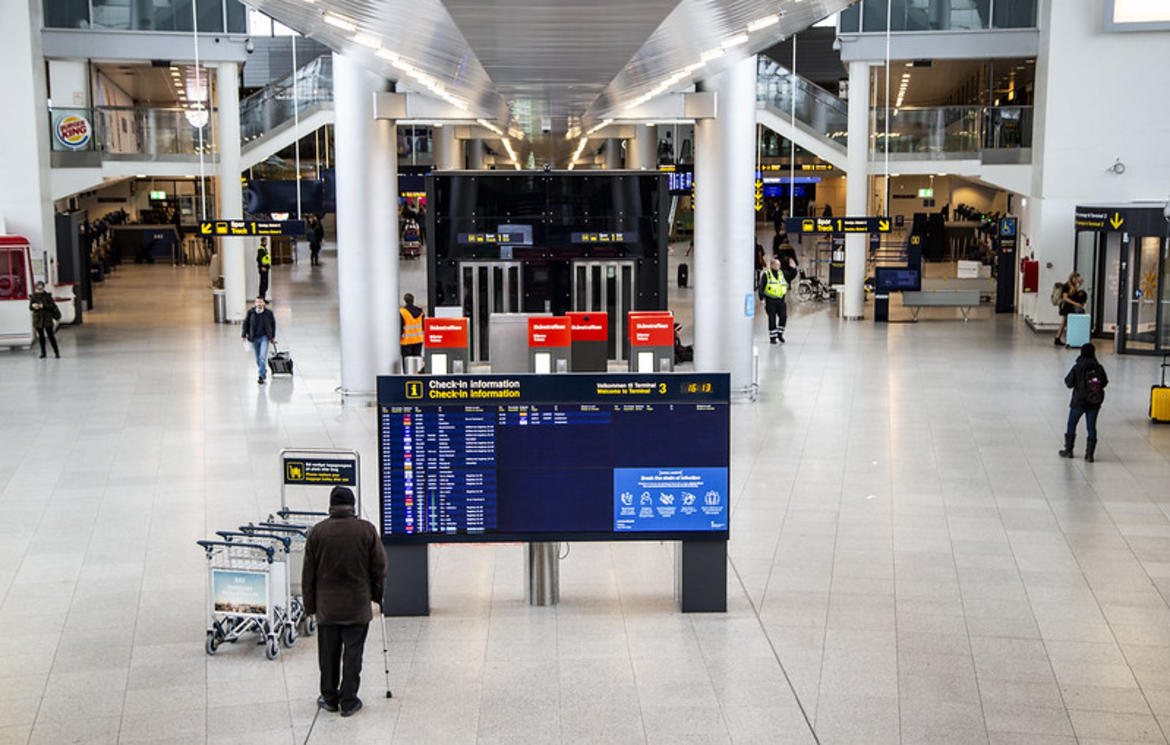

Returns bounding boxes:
[842,60,871,320]
[0,0,54,258]
[216,61,247,321]
[467,139,486,169]
[628,126,658,170]
[333,53,400,394]
[433,125,461,170]
[603,139,623,169]
[693,56,756,398]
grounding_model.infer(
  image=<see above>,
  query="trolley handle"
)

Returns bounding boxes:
[253,522,309,537]
[196,539,274,562]
[216,530,292,551]
[1162,354,1169,386]
[275,509,328,518]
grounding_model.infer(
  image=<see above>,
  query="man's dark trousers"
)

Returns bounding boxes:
[317,623,369,709]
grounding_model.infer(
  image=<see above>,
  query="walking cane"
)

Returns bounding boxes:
[377,603,393,699]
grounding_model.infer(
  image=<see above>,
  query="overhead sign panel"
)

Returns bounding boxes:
[199,220,306,237]
[785,217,892,234]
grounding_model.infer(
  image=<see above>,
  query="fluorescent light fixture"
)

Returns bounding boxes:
[937,172,947,176]
[374,48,398,63]
[700,47,725,63]
[353,32,380,48]
[476,118,503,136]
[391,59,414,73]
[721,33,749,49]
[747,14,780,32]
[323,13,357,31]
[584,118,613,136]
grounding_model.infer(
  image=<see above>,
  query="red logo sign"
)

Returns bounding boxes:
[527,317,571,347]
[628,311,674,347]
[567,311,608,342]
[423,318,468,349]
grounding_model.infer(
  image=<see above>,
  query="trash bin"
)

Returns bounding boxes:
[212,289,226,323]
[403,355,425,374]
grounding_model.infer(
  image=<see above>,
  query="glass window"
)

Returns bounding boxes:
[1160,238,1170,350]
[226,0,247,33]
[993,0,1038,28]
[0,247,30,301]
[44,0,90,29]
[856,0,996,30]
[839,5,860,32]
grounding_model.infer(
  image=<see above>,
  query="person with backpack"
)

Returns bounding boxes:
[1059,342,1108,462]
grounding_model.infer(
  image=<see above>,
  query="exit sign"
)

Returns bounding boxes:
[149,190,167,200]
[917,188,934,198]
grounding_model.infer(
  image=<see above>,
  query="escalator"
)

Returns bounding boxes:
[755,57,849,171]
[240,56,335,169]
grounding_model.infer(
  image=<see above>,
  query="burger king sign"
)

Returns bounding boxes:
[55,114,92,150]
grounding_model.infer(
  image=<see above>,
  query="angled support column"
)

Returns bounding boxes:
[217,62,247,321]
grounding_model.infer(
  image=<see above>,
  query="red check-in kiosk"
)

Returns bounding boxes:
[528,317,571,373]
[423,317,469,374]
[628,311,674,372]
[567,311,608,372]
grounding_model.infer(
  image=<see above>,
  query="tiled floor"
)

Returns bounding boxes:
[1,239,1169,744]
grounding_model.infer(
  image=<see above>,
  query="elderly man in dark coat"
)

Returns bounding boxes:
[303,486,387,717]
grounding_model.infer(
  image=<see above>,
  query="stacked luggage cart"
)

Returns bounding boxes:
[197,510,327,660]
[197,448,361,661]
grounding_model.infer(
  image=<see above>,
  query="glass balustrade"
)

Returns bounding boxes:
[756,59,849,147]
[839,0,1037,32]
[93,106,217,156]
[239,56,333,144]
[45,0,247,32]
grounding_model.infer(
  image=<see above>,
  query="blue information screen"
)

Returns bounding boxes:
[377,374,730,543]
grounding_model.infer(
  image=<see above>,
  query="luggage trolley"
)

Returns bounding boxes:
[240,521,317,636]
[196,539,291,660]
[215,529,299,649]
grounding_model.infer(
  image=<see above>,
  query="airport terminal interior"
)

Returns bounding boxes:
[3,0,1170,743]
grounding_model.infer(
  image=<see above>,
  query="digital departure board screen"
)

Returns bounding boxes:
[377,374,730,543]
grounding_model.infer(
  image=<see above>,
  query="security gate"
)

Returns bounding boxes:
[572,260,636,361]
[459,261,524,361]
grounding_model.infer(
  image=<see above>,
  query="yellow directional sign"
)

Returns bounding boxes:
[785,217,892,234]
[200,223,212,235]
[1110,212,1124,229]
[753,179,763,212]
[199,220,305,237]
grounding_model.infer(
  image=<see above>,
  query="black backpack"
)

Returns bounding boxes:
[1084,365,1105,405]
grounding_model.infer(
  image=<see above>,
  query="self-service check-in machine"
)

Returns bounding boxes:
[628,311,674,372]
[423,317,469,374]
[527,317,571,373]
[568,311,608,372]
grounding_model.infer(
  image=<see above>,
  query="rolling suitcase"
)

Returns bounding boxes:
[1152,355,1170,423]
[268,343,294,375]
[1065,313,1090,348]
[677,263,688,288]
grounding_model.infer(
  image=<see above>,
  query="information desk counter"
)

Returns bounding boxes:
[377,373,730,614]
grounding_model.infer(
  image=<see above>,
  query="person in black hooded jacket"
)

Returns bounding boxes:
[1059,342,1108,462]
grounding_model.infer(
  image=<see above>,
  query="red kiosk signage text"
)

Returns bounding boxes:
[527,317,571,347]
[567,311,608,342]
[423,318,469,349]
[628,312,674,347]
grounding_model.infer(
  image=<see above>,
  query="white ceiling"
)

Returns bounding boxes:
[245,0,855,162]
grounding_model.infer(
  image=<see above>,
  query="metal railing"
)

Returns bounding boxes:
[757,58,1031,159]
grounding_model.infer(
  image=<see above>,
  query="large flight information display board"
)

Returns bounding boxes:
[377,374,730,543]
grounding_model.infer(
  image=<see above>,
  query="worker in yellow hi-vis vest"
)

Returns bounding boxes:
[256,237,272,300]
[399,293,425,359]
[757,258,788,344]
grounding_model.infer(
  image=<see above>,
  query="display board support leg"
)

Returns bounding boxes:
[676,540,727,613]
[525,542,560,606]
[384,542,429,616]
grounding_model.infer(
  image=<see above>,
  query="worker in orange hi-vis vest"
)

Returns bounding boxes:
[399,293,425,360]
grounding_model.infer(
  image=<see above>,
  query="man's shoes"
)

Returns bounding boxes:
[317,696,339,713]
[769,337,777,345]
[340,699,363,717]
[1054,337,1062,345]
[258,376,265,385]
[39,353,46,358]
[778,333,785,344]
[54,352,60,358]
